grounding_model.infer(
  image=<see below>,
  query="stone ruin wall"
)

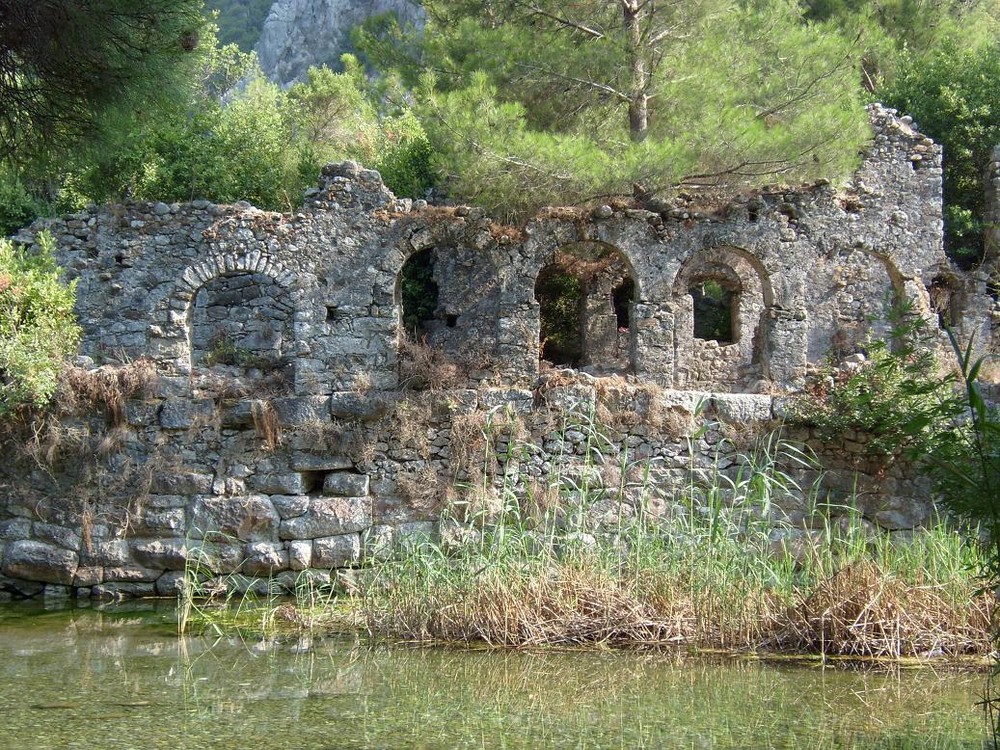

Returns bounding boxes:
[0,105,990,599]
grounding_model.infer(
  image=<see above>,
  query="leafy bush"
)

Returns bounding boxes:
[790,309,962,459]
[0,232,80,415]
[879,41,1000,266]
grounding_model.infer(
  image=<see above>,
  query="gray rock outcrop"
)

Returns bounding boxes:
[256,0,423,85]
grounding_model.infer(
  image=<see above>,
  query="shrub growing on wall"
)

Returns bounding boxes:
[0,232,80,416]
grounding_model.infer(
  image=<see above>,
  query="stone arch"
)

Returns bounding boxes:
[391,231,503,381]
[174,252,304,375]
[806,246,908,361]
[533,241,639,372]
[671,246,773,388]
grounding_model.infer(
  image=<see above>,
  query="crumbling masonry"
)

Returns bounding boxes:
[1,105,996,599]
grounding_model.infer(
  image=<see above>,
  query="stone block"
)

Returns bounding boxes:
[3,540,78,586]
[312,534,361,568]
[103,565,160,583]
[248,472,305,495]
[138,508,186,536]
[80,539,131,568]
[288,540,312,570]
[0,518,31,541]
[189,495,279,542]
[242,542,288,576]
[131,539,187,570]
[329,392,394,421]
[155,571,186,596]
[185,541,243,575]
[278,496,372,540]
[711,393,774,424]
[271,495,310,519]
[322,472,370,497]
[290,453,353,472]
[71,566,102,587]
[32,522,80,552]
[272,396,331,427]
[149,471,214,495]
[159,398,217,429]
[144,494,189,509]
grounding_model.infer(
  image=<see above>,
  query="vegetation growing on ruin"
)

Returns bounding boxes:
[0,233,80,416]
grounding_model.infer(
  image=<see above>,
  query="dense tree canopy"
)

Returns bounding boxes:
[0,0,206,163]
[356,0,869,215]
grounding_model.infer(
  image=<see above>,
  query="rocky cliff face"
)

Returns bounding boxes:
[255,0,422,85]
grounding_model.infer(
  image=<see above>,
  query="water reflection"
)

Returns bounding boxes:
[0,601,987,749]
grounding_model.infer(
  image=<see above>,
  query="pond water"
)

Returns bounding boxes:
[0,601,989,749]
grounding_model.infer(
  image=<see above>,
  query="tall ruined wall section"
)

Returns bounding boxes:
[0,106,967,599]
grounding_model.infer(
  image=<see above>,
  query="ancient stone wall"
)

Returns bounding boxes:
[0,105,982,599]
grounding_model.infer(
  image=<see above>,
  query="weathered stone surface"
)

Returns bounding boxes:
[288,540,312,570]
[155,571,186,596]
[290,453,354,472]
[329,392,393,421]
[322,472,370,497]
[312,534,361,568]
[159,398,217,429]
[80,540,130,568]
[189,496,279,542]
[0,105,989,600]
[132,539,187,570]
[0,518,30,541]
[248,472,306,495]
[271,495,310,519]
[149,471,214,495]
[711,393,774,424]
[242,542,289,575]
[279,497,372,540]
[104,565,161,583]
[188,542,244,575]
[73,567,104,587]
[3,541,78,586]
[272,396,332,427]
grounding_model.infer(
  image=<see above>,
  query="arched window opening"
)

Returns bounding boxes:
[399,248,440,340]
[534,243,635,371]
[190,272,291,371]
[691,279,737,344]
[535,265,584,366]
[613,277,635,330]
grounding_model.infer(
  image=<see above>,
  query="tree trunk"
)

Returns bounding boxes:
[622,0,648,142]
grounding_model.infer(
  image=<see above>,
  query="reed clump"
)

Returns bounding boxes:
[358,424,991,657]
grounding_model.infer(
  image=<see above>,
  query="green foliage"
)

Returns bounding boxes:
[399,249,440,338]
[0,0,207,163]
[288,58,435,198]
[70,40,305,211]
[0,167,45,237]
[204,0,274,52]
[879,41,1000,266]
[359,0,868,214]
[535,269,583,366]
[791,308,962,459]
[0,232,80,416]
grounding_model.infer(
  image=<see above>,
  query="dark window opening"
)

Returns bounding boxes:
[446,314,458,328]
[691,279,736,344]
[325,305,338,322]
[300,470,331,494]
[612,278,635,330]
[399,248,439,339]
[535,266,584,366]
[747,205,759,223]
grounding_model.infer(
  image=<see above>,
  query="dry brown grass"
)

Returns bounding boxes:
[771,561,992,658]
[251,399,281,450]
[61,358,157,427]
[398,338,465,391]
[396,463,445,516]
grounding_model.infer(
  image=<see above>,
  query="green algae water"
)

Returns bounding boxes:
[0,601,987,749]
